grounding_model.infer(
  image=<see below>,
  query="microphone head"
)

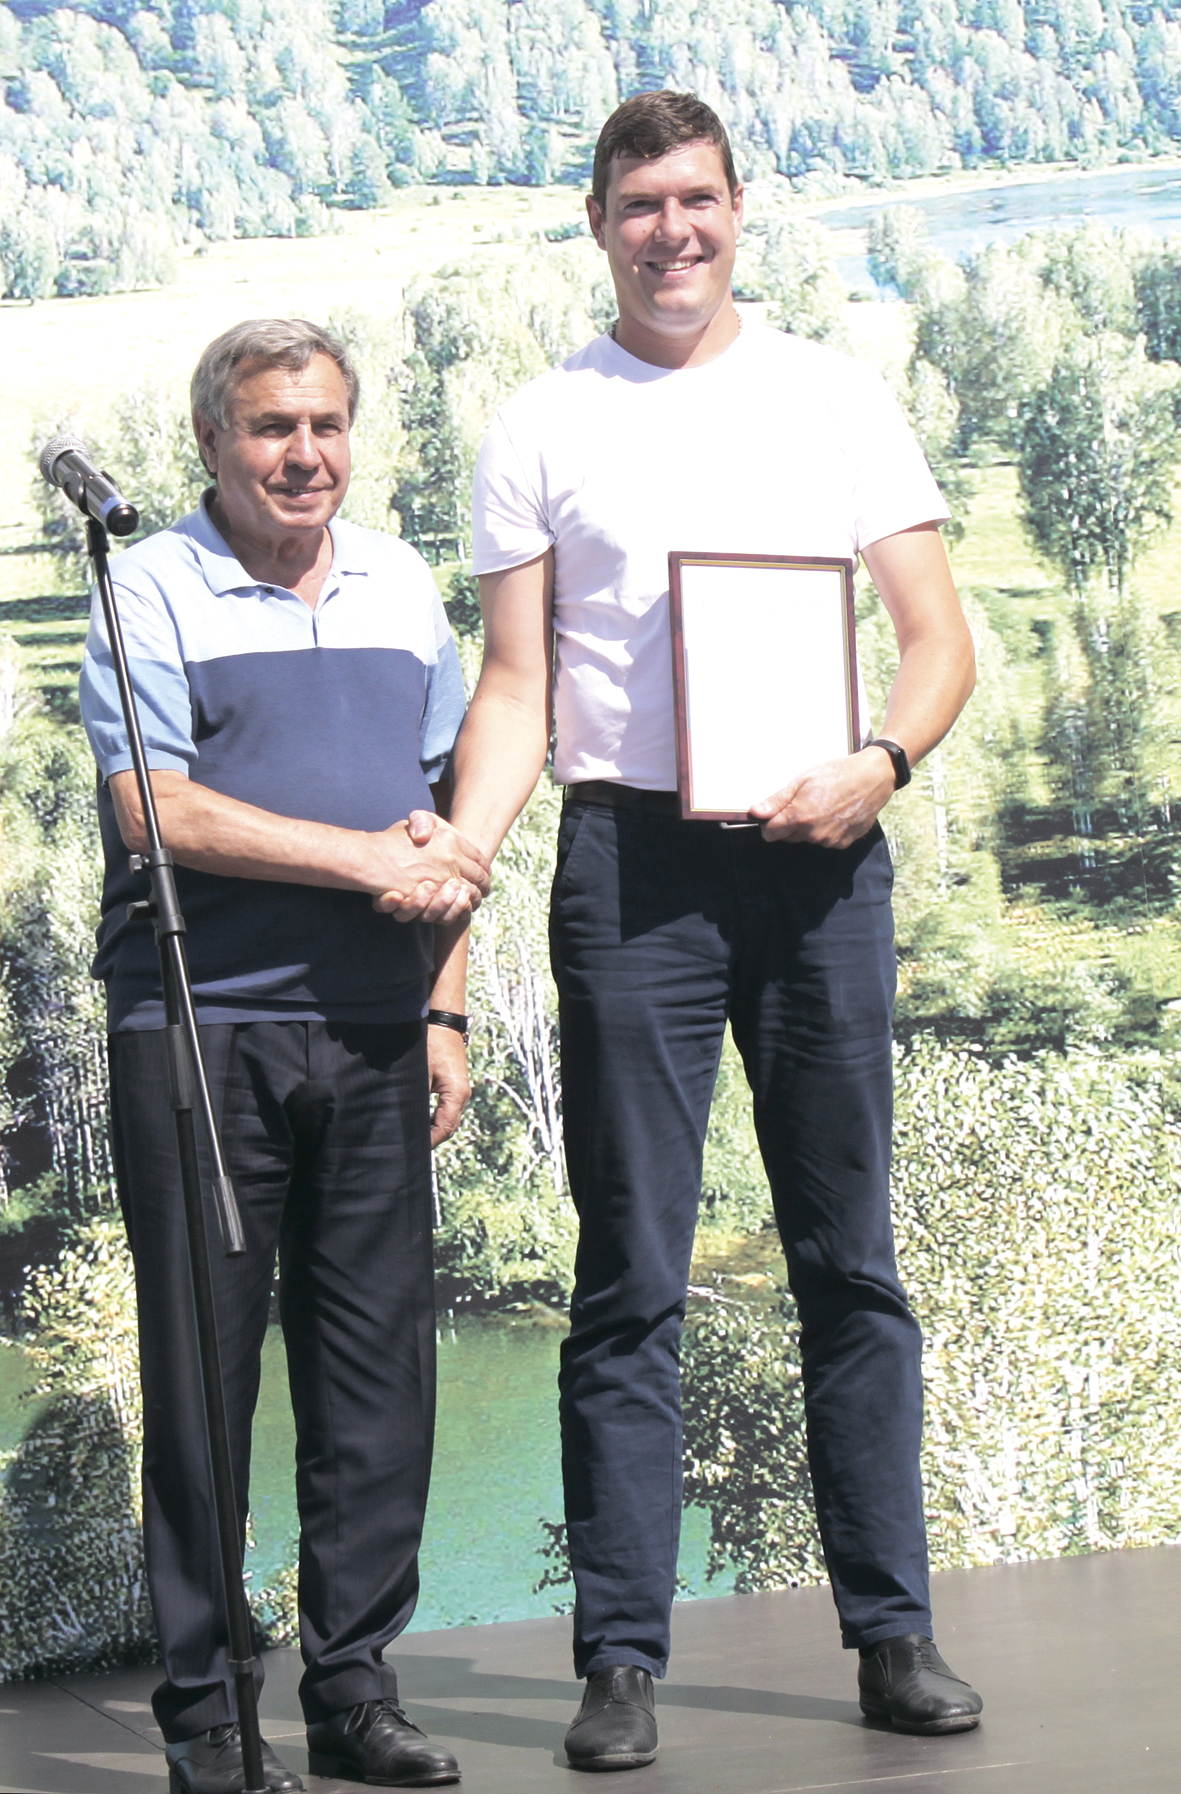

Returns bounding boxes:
[38,433,87,484]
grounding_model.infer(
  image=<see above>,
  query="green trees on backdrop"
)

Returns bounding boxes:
[8,207,1181,1664]
[14,0,1181,297]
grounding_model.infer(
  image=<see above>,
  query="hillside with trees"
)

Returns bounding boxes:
[8,0,1181,296]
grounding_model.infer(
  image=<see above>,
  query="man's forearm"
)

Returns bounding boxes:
[447,554,553,862]
[430,916,470,1013]
[872,625,976,769]
[862,522,976,767]
[449,691,550,861]
[109,769,489,909]
[115,772,386,889]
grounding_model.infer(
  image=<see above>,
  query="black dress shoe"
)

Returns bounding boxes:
[564,1666,658,1772]
[165,1724,304,1794]
[306,1697,460,1786]
[858,1633,983,1734]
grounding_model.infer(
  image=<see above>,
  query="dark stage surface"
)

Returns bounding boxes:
[2,1546,1177,1794]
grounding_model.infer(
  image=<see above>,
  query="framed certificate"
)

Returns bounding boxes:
[668,552,859,823]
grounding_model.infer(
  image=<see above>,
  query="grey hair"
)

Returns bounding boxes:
[190,318,360,430]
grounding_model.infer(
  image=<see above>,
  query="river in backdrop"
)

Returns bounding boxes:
[816,158,1181,289]
[251,1314,725,1631]
[0,1315,727,1637]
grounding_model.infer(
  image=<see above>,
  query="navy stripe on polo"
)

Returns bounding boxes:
[80,493,466,1030]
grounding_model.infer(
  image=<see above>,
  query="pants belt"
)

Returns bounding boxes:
[563,780,681,818]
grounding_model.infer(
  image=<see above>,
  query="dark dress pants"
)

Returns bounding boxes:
[108,1019,435,1741]
[550,799,930,1679]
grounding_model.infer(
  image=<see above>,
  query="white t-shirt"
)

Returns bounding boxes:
[471,320,949,790]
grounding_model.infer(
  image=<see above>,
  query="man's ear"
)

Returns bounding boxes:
[732,182,745,237]
[192,411,217,476]
[586,192,607,250]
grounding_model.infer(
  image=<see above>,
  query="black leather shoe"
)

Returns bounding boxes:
[564,1666,658,1772]
[858,1633,983,1734]
[306,1698,460,1786]
[165,1724,304,1793]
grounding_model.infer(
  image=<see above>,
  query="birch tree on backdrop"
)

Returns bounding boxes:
[1018,333,1181,830]
[1018,331,1181,601]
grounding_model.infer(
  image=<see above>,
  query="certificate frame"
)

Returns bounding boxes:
[668,551,860,823]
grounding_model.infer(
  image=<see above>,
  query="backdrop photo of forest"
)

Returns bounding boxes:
[4,0,1181,1684]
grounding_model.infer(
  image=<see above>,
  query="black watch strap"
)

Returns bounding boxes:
[427,1008,470,1041]
[869,738,911,789]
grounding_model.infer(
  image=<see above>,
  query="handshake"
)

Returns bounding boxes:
[366,811,492,925]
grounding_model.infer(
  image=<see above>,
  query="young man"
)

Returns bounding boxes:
[80,319,487,1794]
[451,93,982,1770]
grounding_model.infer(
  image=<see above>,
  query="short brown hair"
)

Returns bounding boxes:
[592,91,738,209]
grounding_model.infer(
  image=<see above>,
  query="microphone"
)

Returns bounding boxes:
[39,435,139,537]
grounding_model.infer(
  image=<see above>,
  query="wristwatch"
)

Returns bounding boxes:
[428,1008,470,1044]
[868,738,911,789]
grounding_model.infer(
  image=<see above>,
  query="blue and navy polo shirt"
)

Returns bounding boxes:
[79,493,467,1031]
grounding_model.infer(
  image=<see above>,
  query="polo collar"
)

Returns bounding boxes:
[186,489,368,596]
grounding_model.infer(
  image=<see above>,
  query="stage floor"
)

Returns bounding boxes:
[1,1544,1176,1794]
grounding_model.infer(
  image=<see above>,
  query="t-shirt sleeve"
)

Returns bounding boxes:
[846,366,950,551]
[420,593,467,783]
[79,573,195,780]
[470,412,553,575]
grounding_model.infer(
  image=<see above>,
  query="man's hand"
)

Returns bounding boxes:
[369,811,492,922]
[428,1021,471,1147]
[749,748,896,849]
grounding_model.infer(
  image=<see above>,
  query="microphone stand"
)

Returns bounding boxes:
[86,516,268,1794]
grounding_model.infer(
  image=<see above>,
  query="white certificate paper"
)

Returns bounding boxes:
[668,553,859,822]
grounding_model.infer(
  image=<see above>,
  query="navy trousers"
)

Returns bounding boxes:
[108,1019,435,1740]
[549,797,930,1679]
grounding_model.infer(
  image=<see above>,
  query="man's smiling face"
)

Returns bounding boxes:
[195,352,351,550]
[587,140,743,343]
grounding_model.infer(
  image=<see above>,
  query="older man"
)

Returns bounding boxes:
[453,93,982,1770]
[80,319,486,1793]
